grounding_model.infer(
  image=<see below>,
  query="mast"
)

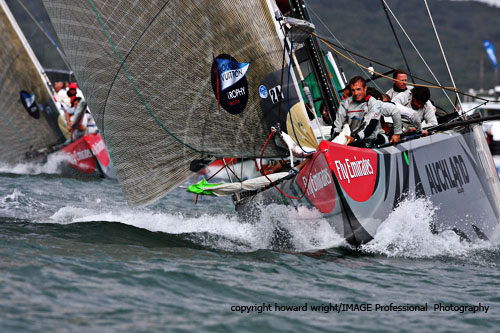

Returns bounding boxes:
[288,0,338,120]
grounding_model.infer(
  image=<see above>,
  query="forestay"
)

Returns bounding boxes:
[42,0,297,206]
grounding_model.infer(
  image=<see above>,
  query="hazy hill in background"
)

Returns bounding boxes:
[6,0,500,109]
[308,0,500,107]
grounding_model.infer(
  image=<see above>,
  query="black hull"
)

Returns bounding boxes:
[235,124,500,246]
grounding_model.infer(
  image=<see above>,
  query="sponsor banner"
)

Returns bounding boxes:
[320,141,378,202]
[211,54,250,115]
[61,137,96,174]
[215,58,250,91]
[84,133,110,167]
[297,150,336,213]
[423,154,470,195]
[20,90,40,119]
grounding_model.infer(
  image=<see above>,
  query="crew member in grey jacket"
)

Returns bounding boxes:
[333,76,401,147]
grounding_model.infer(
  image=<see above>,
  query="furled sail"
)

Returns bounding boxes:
[0,0,62,164]
[42,0,303,205]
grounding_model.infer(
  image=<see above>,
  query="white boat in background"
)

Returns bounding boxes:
[462,86,500,174]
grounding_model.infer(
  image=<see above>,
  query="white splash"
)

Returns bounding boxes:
[361,197,492,258]
[0,152,71,175]
[47,203,344,252]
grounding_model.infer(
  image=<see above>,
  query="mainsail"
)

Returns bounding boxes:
[0,0,62,164]
[42,0,311,205]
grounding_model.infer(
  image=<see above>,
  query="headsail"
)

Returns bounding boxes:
[0,0,62,164]
[42,0,304,205]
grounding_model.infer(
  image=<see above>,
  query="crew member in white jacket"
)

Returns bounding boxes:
[392,86,438,134]
[333,76,401,147]
[385,69,411,100]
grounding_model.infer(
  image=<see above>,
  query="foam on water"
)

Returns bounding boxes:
[44,195,497,256]
[0,152,70,175]
[47,203,345,252]
[361,197,493,258]
[0,189,48,217]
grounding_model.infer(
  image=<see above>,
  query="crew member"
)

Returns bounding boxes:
[332,76,401,147]
[386,69,410,100]
[393,86,438,133]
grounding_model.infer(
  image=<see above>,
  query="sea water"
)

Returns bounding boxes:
[0,159,499,332]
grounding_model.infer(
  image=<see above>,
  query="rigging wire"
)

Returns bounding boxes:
[310,32,500,103]
[223,159,243,183]
[436,101,489,126]
[223,158,234,183]
[379,0,414,83]
[306,4,385,93]
[423,0,464,113]
[316,33,453,90]
[301,3,342,107]
[259,129,317,200]
[381,0,455,108]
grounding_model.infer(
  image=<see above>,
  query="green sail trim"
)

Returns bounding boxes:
[187,179,223,196]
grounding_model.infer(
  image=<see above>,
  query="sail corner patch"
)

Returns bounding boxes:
[211,54,249,114]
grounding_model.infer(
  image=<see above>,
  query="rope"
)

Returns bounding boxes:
[314,33,454,91]
[302,4,342,106]
[259,129,318,200]
[379,0,414,83]
[223,158,242,183]
[311,32,500,103]
[87,0,201,154]
[306,5,385,93]
[381,0,455,108]
[423,0,464,112]
[277,24,288,124]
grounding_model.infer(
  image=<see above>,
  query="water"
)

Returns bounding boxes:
[1,160,500,332]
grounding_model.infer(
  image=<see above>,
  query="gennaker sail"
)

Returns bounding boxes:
[41,0,315,205]
[0,0,63,164]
